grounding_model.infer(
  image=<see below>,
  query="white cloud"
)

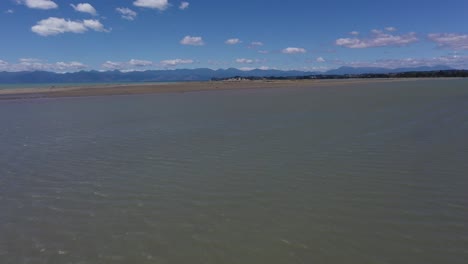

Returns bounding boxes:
[238,66,271,71]
[19,58,41,63]
[385,27,397,32]
[336,29,418,48]
[102,61,125,70]
[282,47,307,54]
[180,35,204,46]
[0,59,87,72]
[32,17,87,36]
[5,9,14,14]
[31,17,108,36]
[258,50,269,54]
[239,67,255,71]
[102,59,155,70]
[316,57,326,63]
[236,58,258,64]
[54,61,88,71]
[129,59,153,66]
[225,38,241,45]
[179,2,189,10]
[116,7,137,20]
[18,0,58,10]
[160,59,194,67]
[350,31,359,35]
[249,41,264,47]
[335,55,468,69]
[428,33,468,50]
[83,19,106,32]
[133,0,169,10]
[71,3,97,16]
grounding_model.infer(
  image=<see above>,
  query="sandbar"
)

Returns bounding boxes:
[0,78,437,100]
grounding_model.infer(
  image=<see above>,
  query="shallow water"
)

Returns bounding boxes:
[1,79,467,263]
[0,82,179,90]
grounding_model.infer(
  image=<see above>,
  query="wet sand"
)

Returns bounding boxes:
[0,78,439,100]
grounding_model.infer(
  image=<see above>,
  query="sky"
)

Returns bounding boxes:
[1,0,468,72]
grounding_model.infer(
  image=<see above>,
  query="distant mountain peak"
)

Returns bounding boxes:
[0,65,458,84]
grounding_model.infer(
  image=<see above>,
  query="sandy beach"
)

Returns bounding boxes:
[0,78,435,100]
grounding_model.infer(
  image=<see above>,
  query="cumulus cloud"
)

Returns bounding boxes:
[116,7,137,20]
[133,0,169,10]
[336,29,418,48]
[282,47,307,54]
[179,1,189,10]
[350,31,359,35]
[225,38,241,45]
[316,57,326,63]
[180,35,204,46]
[160,59,194,67]
[428,33,468,50]
[18,0,58,10]
[385,27,397,32]
[31,17,107,36]
[32,18,87,36]
[71,3,97,16]
[0,58,87,72]
[82,19,106,32]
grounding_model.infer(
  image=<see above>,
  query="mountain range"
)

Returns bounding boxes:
[0,65,454,84]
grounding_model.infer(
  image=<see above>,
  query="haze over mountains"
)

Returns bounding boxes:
[0,65,453,84]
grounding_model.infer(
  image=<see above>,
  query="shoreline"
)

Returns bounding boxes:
[0,78,456,100]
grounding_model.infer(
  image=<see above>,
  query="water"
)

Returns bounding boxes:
[1,79,467,263]
[0,82,180,90]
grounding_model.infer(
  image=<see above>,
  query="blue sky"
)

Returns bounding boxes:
[1,0,468,72]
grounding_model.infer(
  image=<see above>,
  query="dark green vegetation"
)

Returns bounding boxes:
[213,69,468,81]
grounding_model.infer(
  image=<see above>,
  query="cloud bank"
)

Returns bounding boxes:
[336,29,418,48]
[0,59,87,72]
[102,59,154,70]
[428,33,468,50]
[336,55,468,69]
